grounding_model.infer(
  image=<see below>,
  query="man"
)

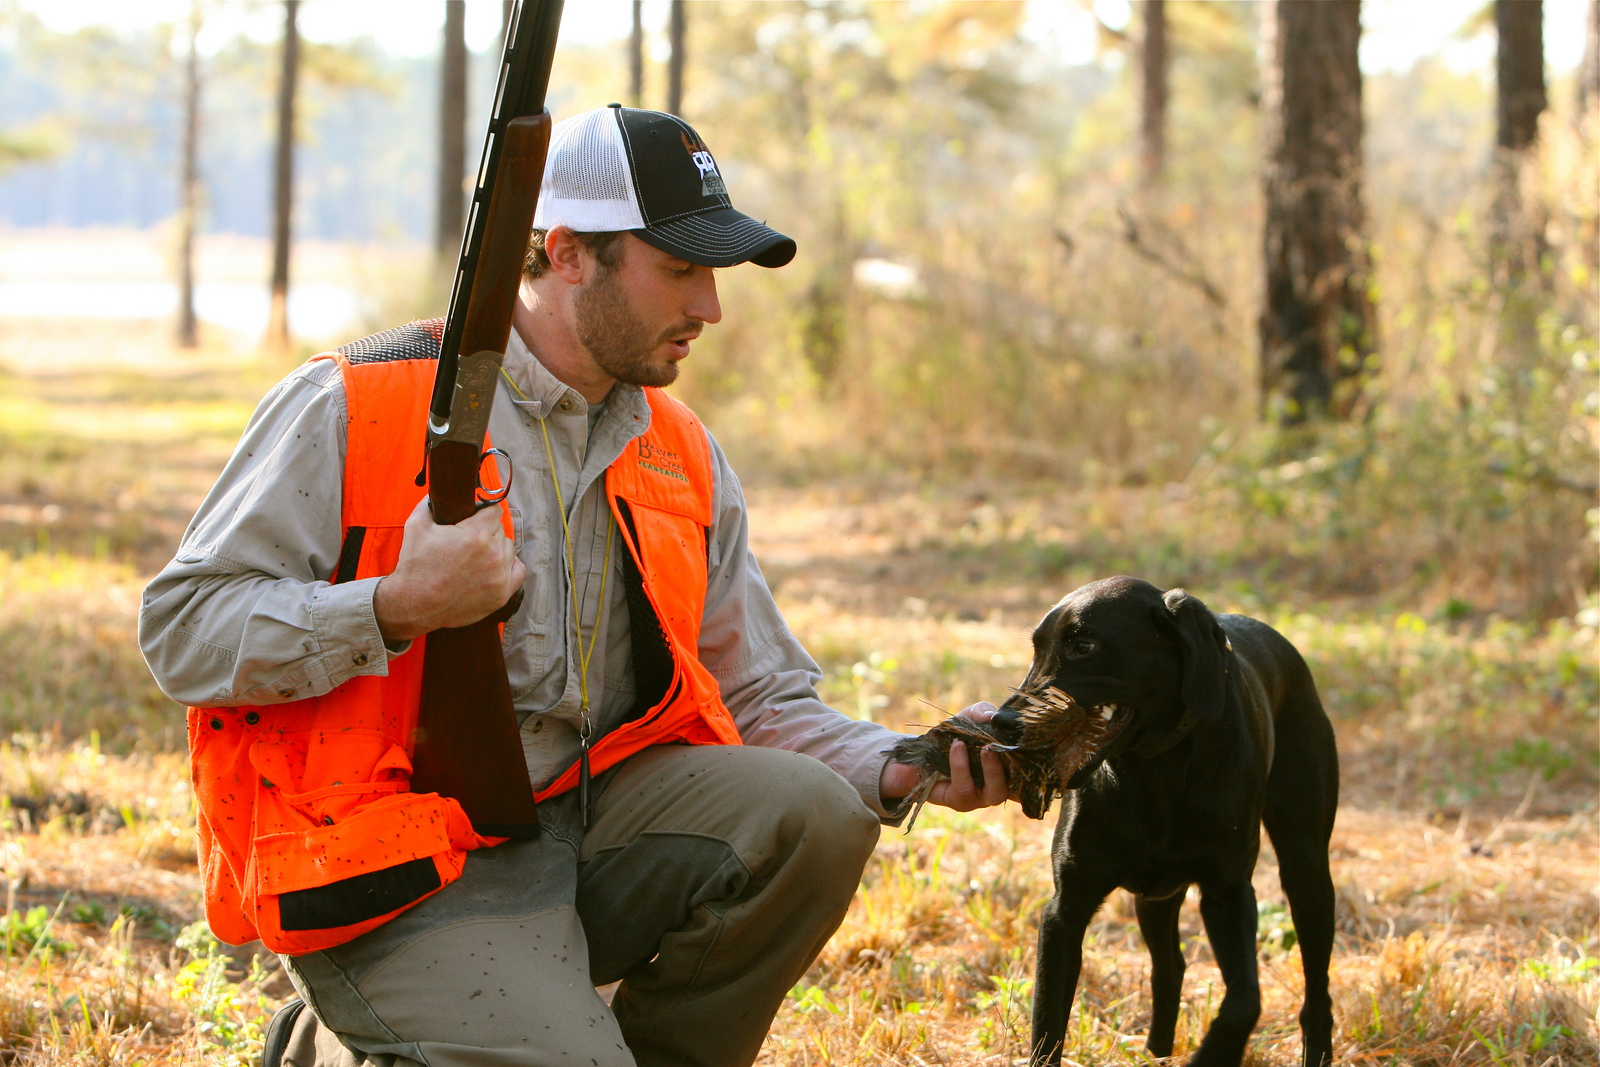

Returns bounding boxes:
[140,105,1005,1067]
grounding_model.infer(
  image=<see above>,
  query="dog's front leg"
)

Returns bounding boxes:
[1190,880,1261,1067]
[1029,882,1111,1066]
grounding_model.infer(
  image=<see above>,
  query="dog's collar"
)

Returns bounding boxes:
[1132,646,1235,759]
[1131,708,1202,758]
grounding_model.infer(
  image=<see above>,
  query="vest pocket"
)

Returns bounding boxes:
[244,729,476,953]
[247,791,470,953]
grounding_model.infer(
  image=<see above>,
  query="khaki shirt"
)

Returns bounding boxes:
[139,328,905,817]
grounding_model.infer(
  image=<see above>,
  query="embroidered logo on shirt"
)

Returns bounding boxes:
[637,439,689,482]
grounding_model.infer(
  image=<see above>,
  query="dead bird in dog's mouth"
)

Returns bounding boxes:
[888,684,1134,827]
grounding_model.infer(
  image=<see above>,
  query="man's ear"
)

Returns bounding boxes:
[541,226,588,284]
[1159,588,1231,723]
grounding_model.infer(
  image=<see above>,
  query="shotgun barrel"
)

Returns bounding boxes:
[409,0,564,837]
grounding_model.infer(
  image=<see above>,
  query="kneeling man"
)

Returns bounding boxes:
[140,105,1004,1067]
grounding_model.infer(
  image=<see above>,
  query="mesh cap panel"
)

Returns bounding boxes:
[532,109,645,231]
[548,109,629,201]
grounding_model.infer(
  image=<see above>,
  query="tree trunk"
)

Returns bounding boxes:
[1139,0,1167,189]
[1580,0,1599,120]
[1580,1,1599,278]
[436,0,468,259]
[176,3,202,349]
[265,0,299,353]
[667,0,686,117]
[1491,1,1546,287]
[630,0,644,108]
[1258,0,1374,425]
[1496,0,1546,153]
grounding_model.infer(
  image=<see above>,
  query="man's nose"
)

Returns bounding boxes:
[688,270,721,325]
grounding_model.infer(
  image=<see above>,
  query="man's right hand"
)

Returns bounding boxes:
[373,497,526,643]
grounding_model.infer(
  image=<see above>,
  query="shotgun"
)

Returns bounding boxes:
[408,0,564,837]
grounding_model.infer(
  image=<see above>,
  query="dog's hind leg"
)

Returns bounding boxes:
[1135,891,1186,1058]
[1190,880,1261,1067]
[1263,756,1337,1065]
[1030,882,1112,1066]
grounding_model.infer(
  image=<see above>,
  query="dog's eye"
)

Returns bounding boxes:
[1067,638,1098,658]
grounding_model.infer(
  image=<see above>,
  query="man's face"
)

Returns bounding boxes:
[574,233,721,389]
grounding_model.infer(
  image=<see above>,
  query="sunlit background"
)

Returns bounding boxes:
[0,0,1591,339]
[0,3,1594,1062]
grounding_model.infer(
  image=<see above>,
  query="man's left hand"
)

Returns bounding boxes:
[880,702,1009,813]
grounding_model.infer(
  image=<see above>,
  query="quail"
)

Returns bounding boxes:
[889,686,1123,827]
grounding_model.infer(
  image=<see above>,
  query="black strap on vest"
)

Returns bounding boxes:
[333,526,367,585]
[615,501,676,722]
[277,855,441,931]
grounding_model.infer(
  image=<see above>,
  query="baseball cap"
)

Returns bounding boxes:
[531,104,796,269]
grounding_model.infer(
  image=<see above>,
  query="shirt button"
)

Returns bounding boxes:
[353,651,368,667]
[558,397,574,411]
[278,687,296,699]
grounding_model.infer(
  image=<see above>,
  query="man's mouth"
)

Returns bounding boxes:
[660,326,701,360]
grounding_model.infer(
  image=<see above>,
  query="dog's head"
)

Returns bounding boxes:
[998,576,1236,789]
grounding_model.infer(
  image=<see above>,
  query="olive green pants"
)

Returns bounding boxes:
[277,745,881,1067]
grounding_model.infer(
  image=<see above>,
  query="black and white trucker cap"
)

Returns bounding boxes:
[531,104,796,269]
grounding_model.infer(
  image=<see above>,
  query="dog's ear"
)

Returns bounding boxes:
[1158,588,1230,722]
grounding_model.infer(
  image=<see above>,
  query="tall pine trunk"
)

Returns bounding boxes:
[667,0,686,117]
[1139,0,1167,189]
[629,0,644,108]
[1580,0,1599,120]
[1496,0,1546,153]
[265,0,299,353]
[1491,0,1546,287]
[176,4,202,349]
[436,0,468,259]
[1258,0,1374,425]
[1580,1,1599,278]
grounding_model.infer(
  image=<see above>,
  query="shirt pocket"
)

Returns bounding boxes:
[503,505,550,694]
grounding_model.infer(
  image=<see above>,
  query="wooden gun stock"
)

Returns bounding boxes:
[409,2,562,837]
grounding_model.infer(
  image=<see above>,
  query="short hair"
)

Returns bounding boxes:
[524,228,627,280]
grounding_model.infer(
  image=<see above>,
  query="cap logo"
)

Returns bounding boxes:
[680,130,727,197]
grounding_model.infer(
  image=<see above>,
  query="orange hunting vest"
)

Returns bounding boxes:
[187,320,740,955]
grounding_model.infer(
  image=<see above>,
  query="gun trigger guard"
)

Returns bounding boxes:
[474,447,512,510]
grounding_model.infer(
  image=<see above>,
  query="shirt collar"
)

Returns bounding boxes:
[503,326,582,418]
[503,325,652,432]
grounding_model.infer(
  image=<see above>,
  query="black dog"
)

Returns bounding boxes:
[997,577,1338,1067]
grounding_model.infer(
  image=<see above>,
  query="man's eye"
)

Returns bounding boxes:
[1067,639,1097,658]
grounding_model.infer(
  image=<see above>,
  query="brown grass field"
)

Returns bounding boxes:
[0,317,1594,1065]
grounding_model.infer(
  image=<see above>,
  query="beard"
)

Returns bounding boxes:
[574,267,688,388]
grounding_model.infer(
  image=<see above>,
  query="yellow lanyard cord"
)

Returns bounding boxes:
[500,366,614,726]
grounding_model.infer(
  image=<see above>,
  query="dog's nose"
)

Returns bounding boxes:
[991,707,1025,743]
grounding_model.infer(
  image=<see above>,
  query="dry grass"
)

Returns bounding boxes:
[0,323,1592,1063]
[760,803,1597,1067]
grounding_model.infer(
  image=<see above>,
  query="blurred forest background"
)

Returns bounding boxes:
[0,1,1595,1064]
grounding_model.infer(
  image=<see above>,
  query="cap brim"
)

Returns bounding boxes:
[633,206,796,268]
